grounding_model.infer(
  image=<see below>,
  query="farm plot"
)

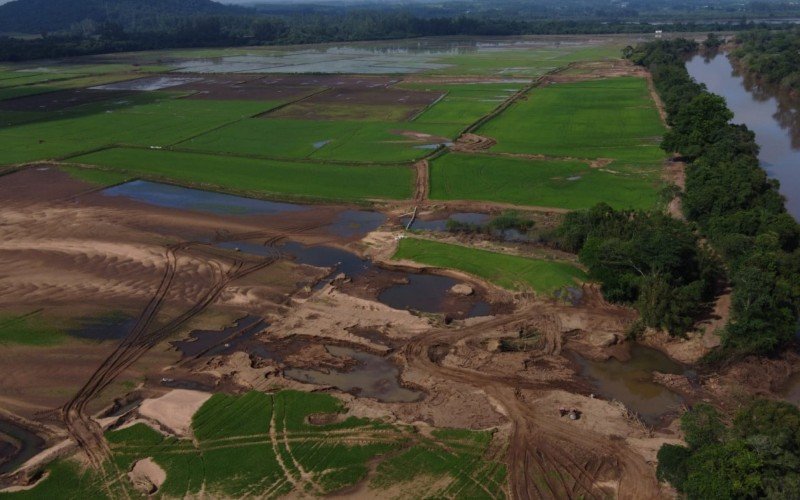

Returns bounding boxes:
[429,153,661,210]
[271,87,444,121]
[4,391,507,499]
[402,83,523,129]
[0,98,282,164]
[70,147,414,201]
[180,118,460,163]
[479,77,665,163]
[393,237,586,293]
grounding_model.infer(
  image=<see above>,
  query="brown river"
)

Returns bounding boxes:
[686,52,800,220]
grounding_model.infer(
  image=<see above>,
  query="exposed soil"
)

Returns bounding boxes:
[137,390,212,436]
[452,133,497,152]
[176,74,399,101]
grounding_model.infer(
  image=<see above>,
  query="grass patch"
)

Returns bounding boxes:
[429,153,661,210]
[70,147,413,201]
[479,77,665,162]
[0,313,64,346]
[393,237,585,293]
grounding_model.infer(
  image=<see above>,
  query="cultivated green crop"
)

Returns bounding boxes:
[479,77,665,162]
[429,153,660,210]
[393,237,586,293]
[71,148,414,201]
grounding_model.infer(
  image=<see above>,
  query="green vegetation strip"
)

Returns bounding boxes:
[393,238,585,293]
[429,153,660,210]
[70,148,414,201]
[58,166,132,186]
[3,391,507,499]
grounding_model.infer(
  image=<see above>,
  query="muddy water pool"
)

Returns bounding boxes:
[284,345,423,403]
[572,345,690,425]
[378,274,491,318]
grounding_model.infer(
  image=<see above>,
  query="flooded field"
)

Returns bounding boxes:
[571,345,688,425]
[103,180,309,216]
[285,345,423,403]
[92,76,201,91]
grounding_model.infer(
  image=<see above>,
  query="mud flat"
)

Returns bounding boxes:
[285,345,424,403]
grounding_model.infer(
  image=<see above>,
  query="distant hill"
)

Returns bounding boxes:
[0,0,249,34]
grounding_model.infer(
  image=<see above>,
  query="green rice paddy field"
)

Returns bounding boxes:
[0,38,667,207]
[393,238,586,293]
[71,148,414,201]
[429,153,661,210]
[479,77,666,162]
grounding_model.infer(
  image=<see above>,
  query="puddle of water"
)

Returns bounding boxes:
[402,212,490,232]
[312,139,332,149]
[92,76,201,91]
[285,345,423,403]
[571,345,686,425]
[0,420,45,474]
[566,176,582,181]
[326,210,386,238]
[467,301,493,317]
[377,274,489,318]
[402,212,536,242]
[102,180,308,216]
[171,315,267,358]
[66,313,137,341]
[278,241,373,280]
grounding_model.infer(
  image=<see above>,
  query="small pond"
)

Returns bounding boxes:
[572,345,689,425]
[285,345,423,403]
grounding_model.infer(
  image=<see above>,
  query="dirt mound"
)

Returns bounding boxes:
[453,133,497,152]
[128,458,166,495]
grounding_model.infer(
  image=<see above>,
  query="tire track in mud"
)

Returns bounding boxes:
[61,221,326,467]
[402,307,661,500]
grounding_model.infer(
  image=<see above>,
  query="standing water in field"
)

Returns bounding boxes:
[687,53,800,220]
[102,180,308,216]
[378,274,491,318]
[571,345,689,425]
[285,345,423,403]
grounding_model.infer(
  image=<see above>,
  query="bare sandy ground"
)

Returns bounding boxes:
[138,390,212,436]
